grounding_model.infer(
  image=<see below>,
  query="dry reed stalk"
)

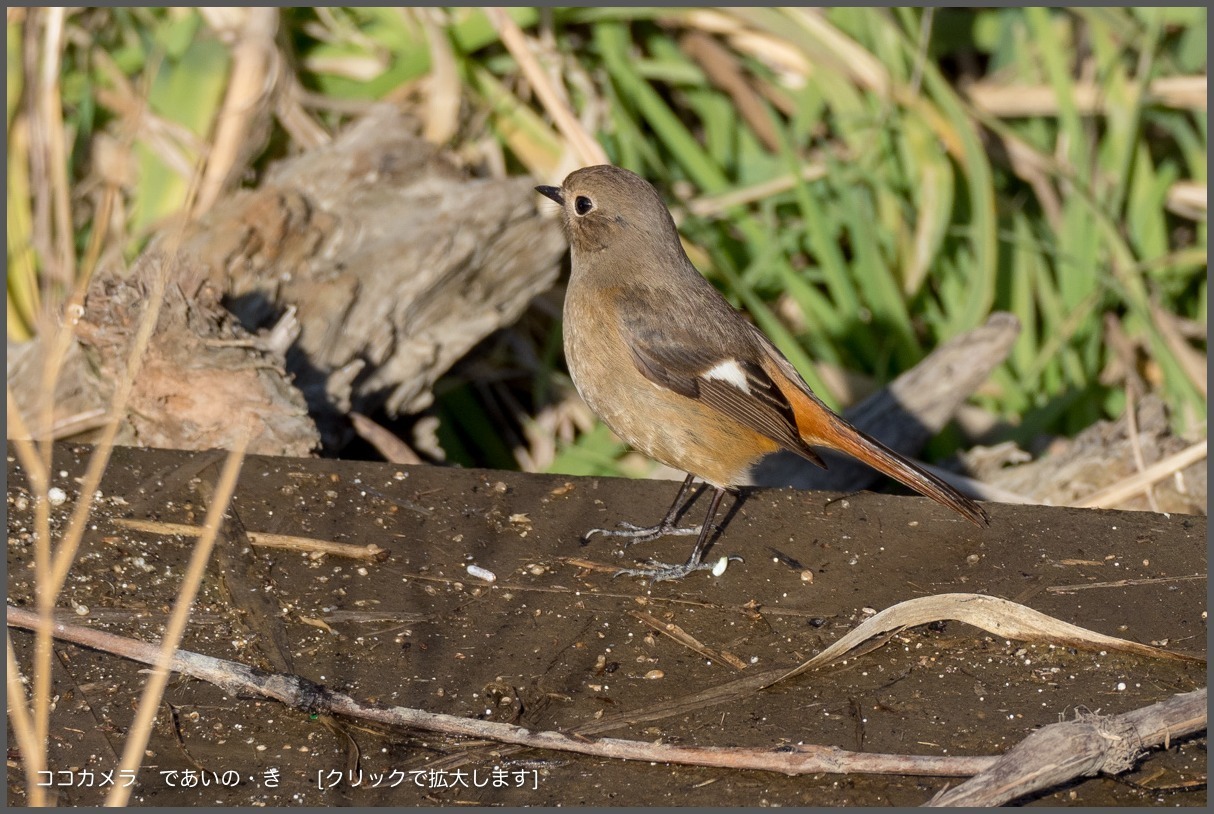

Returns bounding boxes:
[103,439,249,806]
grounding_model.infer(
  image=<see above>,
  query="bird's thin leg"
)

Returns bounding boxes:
[616,485,742,582]
[681,485,729,570]
[582,473,701,547]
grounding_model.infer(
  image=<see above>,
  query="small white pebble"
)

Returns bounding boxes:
[1116,682,1126,691]
[74,604,89,616]
[47,487,68,506]
[644,670,664,680]
[466,564,496,583]
[711,556,729,577]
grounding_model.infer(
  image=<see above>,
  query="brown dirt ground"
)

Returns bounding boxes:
[6,443,1207,806]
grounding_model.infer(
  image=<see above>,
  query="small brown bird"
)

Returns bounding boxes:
[537,166,988,580]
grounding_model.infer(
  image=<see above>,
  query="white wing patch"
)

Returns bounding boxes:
[702,360,751,394]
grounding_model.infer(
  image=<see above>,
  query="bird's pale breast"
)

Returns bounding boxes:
[563,284,778,487]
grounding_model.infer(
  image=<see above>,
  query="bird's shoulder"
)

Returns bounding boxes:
[615,276,756,351]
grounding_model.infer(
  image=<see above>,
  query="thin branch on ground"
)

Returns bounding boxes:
[6,606,993,780]
[926,687,1207,807]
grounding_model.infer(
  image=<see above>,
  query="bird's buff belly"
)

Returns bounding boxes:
[565,327,776,487]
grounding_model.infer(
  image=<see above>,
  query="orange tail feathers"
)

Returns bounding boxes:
[760,351,989,526]
[824,416,989,526]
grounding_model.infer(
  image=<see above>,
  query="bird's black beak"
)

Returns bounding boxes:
[535,185,565,205]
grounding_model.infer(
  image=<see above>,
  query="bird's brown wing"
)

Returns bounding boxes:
[616,290,989,527]
[619,304,827,469]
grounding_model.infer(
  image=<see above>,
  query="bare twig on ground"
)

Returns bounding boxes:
[925,688,1207,807]
[6,606,992,780]
[628,609,749,670]
[110,517,388,561]
[10,605,1202,804]
[1045,574,1207,594]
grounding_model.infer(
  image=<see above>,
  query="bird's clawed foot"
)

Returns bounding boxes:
[613,554,744,583]
[581,520,703,548]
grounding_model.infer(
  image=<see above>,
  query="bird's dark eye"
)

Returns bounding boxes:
[574,195,594,216]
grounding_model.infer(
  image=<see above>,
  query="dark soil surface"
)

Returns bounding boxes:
[7,444,1207,806]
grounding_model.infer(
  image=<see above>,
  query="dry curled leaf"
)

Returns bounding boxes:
[772,592,1203,686]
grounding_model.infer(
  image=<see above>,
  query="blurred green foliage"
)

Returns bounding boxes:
[7,6,1206,473]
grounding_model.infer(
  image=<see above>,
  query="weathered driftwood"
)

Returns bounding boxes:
[750,312,1020,491]
[969,393,1207,515]
[7,253,319,457]
[8,105,566,455]
[166,103,566,445]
